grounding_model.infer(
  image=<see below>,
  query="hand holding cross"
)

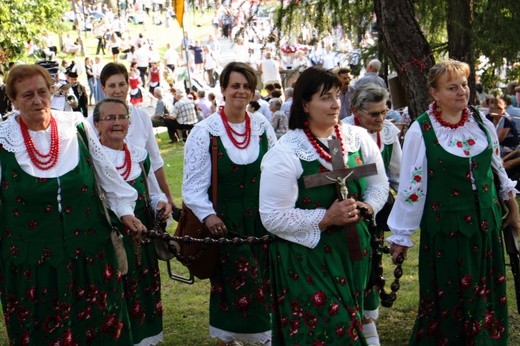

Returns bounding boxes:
[304,138,378,261]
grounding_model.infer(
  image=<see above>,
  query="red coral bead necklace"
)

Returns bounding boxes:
[432,102,469,129]
[304,123,345,162]
[20,116,60,170]
[220,108,251,149]
[115,143,132,180]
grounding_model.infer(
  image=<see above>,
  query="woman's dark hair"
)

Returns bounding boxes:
[289,66,341,130]
[248,100,260,111]
[93,98,129,123]
[219,61,257,90]
[271,89,282,98]
[100,62,129,87]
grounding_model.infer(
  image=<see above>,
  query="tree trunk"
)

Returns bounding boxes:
[446,0,476,104]
[374,0,434,119]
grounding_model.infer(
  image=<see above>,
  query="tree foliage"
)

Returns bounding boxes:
[273,0,520,115]
[0,0,68,65]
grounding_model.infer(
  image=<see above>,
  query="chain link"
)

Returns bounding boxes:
[145,208,403,305]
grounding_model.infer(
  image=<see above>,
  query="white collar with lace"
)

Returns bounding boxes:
[276,124,364,164]
[343,116,400,145]
[102,142,148,163]
[197,111,272,137]
[0,111,83,153]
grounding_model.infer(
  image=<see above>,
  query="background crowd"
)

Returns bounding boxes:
[0,0,519,345]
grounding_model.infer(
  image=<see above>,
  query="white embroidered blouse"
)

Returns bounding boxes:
[0,111,137,218]
[101,142,167,212]
[182,111,277,222]
[387,106,518,248]
[259,123,390,249]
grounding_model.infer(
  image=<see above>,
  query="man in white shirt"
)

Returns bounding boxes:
[163,43,179,73]
[134,43,150,86]
[258,52,282,88]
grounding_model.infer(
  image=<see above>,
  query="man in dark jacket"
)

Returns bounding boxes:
[67,71,88,117]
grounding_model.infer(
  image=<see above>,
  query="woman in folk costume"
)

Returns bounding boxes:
[259,66,389,345]
[129,62,143,106]
[388,59,520,345]
[182,62,277,346]
[0,64,147,344]
[94,98,172,345]
[148,61,161,105]
[344,84,402,345]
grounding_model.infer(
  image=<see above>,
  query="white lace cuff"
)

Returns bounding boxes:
[386,233,414,247]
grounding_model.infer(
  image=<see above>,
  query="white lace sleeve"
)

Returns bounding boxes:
[127,107,165,172]
[140,112,165,172]
[358,130,390,214]
[148,167,168,211]
[264,118,278,148]
[259,145,323,249]
[387,122,427,247]
[83,120,137,218]
[181,125,214,222]
[388,138,402,191]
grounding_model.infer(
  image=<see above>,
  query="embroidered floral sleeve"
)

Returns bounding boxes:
[402,167,425,204]
[387,122,428,247]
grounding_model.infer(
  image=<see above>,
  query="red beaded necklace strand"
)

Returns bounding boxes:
[116,143,132,180]
[354,117,381,148]
[432,102,469,129]
[304,124,345,162]
[20,116,60,170]
[220,108,251,149]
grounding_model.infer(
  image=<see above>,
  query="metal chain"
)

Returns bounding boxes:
[147,208,403,304]
[142,211,274,265]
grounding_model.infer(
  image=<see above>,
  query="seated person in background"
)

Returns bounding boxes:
[486,96,519,154]
[504,94,520,117]
[503,149,520,182]
[170,89,198,142]
[385,99,401,122]
[62,35,80,55]
[151,87,179,143]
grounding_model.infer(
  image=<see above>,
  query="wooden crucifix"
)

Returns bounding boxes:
[304,139,378,261]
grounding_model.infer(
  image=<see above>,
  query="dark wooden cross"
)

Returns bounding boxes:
[304,139,378,261]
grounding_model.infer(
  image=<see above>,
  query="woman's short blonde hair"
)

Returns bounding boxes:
[427,59,470,90]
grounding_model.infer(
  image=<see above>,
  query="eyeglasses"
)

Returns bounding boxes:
[360,109,388,118]
[99,114,130,122]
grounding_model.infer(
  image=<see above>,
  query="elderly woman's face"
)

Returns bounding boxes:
[353,100,387,133]
[95,102,130,146]
[303,86,341,130]
[430,73,469,112]
[12,74,52,121]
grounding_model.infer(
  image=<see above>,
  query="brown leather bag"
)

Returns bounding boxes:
[175,136,219,279]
